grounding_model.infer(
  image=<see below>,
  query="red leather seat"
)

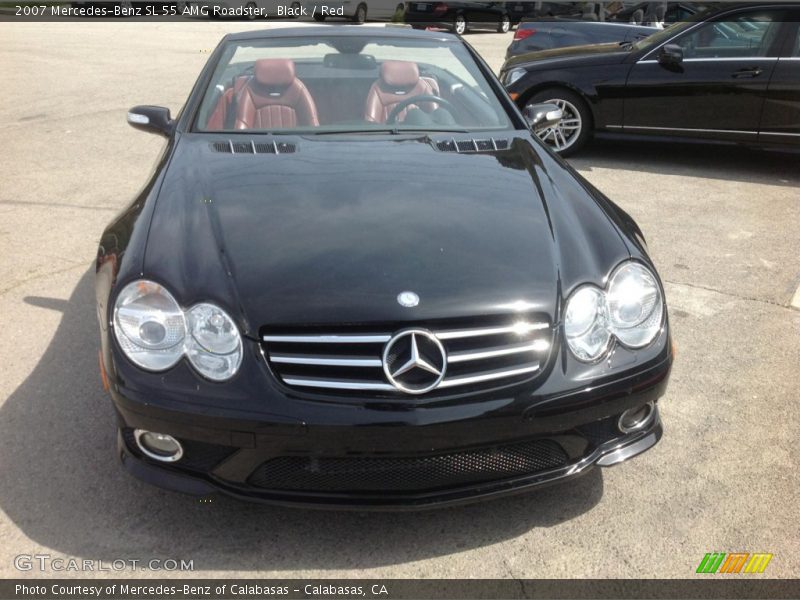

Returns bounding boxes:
[234,59,319,129]
[364,61,440,124]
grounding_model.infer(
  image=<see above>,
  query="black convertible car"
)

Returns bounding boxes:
[501,2,800,155]
[97,26,672,508]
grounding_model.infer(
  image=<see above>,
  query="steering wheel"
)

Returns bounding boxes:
[386,94,456,125]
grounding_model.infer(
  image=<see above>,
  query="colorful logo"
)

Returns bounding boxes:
[696,553,773,574]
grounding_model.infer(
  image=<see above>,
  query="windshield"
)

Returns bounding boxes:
[631,20,692,52]
[630,3,718,53]
[195,35,514,134]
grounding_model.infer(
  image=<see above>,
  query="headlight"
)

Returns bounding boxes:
[114,281,186,371]
[606,262,663,348]
[505,68,525,86]
[113,280,242,381]
[186,303,243,381]
[564,286,610,361]
[564,262,664,362]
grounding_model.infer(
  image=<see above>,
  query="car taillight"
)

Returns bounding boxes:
[433,3,447,15]
[514,27,536,41]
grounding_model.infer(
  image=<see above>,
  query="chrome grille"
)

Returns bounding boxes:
[262,316,552,398]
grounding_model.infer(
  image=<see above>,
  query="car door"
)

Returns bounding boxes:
[621,7,786,142]
[466,2,499,28]
[759,9,800,145]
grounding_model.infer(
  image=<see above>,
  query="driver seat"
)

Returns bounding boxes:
[364,61,440,124]
[235,59,319,129]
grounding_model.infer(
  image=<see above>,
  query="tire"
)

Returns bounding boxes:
[453,14,467,35]
[245,2,257,20]
[353,3,367,22]
[498,14,510,33]
[526,88,591,156]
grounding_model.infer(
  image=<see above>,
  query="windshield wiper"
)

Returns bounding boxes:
[313,127,471,136]
[312,128,401,135]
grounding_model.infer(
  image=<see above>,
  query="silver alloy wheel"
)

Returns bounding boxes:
[532,97,582,152]
[500,15,510,32]
[454,15,466,34]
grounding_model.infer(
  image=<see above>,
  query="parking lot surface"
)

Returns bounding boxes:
[0,22,798,578]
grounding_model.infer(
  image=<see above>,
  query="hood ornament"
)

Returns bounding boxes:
[382,329,447,394]
[397,291,419,308]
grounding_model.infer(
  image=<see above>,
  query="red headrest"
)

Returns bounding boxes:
[255,58,296,87]
[381,60,419,88]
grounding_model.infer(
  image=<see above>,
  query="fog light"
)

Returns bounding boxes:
[134,429,183,462]
[618,401,655,433]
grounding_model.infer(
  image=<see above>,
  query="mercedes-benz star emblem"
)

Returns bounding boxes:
[382,329,447,394]
[397,291,419,307]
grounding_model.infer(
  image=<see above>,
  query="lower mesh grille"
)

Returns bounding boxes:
[122,429,236,472]
[247,440,568,493]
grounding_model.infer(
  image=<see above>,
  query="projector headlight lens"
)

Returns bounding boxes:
[564,262,664,361]
[113,281,242,381]
[113,280,186,371]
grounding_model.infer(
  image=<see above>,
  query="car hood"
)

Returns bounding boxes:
[504,41,632,70]
[144,134,631,336]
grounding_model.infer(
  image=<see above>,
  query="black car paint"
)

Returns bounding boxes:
[502,3,800,148]
[506,19,657,58]
[97,27,671,508]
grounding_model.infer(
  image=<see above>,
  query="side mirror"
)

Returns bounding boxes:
[127,105,173,137]
[523,103,563,132]
[658,43,683,66]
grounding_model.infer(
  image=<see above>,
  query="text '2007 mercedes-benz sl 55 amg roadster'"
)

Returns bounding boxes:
[96,25,672,509]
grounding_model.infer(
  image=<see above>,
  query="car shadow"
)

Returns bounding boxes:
[571,139,800,188]
[0,268,603,571]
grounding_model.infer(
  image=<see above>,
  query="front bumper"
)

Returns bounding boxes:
[118,413,662,509]
[110,344,671,509]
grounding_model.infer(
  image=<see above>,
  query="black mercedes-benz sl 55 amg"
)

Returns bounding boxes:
[96,25,672,509]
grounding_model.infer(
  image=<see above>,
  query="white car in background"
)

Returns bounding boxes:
[308,1,405,23]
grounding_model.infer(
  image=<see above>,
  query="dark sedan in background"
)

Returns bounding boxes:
[501,3,800,155]
[405,1,514,33]
[507,19,657,58]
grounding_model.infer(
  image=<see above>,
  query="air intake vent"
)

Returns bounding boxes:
[435,138,510,153]
[247,440,569,492]
[210,140,296,154]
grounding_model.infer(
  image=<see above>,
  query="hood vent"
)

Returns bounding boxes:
[435,138,510,153]
[210,140,296,154]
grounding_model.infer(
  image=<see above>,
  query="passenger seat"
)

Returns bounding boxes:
[234,59,319,129]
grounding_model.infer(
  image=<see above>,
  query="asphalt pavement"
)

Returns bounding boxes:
[0,21,798,579]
